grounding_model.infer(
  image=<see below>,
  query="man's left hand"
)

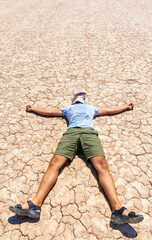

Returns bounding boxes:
[127,103,134,110]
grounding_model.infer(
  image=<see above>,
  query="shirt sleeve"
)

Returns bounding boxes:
[60,106,70,117]
[93,106,99,117]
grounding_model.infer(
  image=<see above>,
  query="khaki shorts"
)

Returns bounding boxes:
[55,127,105,160]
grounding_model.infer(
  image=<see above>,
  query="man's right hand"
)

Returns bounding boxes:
[26,105,33,112]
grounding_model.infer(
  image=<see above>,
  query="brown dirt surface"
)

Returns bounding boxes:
[0,0,152,239]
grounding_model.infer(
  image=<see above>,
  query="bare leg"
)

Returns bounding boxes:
[19,155,68,210]
[90,156,129,215]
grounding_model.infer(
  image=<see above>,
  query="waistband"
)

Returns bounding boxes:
[66,127,98,134]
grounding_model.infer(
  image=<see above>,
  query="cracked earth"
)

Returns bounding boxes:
[0,0,152,239]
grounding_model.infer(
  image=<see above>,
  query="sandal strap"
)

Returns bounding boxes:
[128,211,136,217]
[15,204,22,209]
[28,201,41,210]
[112,206,127,216]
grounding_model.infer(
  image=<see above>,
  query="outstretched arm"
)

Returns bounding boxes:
[98,103,134,116]
[26,105,63,117]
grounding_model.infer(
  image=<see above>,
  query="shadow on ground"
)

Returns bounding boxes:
[8,215,40,224]
[110,222,137,238]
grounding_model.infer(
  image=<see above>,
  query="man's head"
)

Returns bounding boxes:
[71,89,87,104]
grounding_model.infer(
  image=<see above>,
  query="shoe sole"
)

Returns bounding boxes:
[9,207,40,219]
[111,215,144,225]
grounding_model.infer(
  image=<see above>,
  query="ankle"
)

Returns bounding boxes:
[112,204,122,211]
[32,198,42,206]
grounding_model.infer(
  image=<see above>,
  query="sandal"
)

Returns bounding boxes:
[111,206,144,225]
[9,200,41,219]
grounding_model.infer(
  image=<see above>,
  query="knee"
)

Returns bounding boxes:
[48,156,60,169]
[92,156,109,174]
[98,162,109,174]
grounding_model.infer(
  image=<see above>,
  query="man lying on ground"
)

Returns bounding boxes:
[9,90,144,225]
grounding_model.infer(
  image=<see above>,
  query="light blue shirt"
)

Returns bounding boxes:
[61,103,99,129]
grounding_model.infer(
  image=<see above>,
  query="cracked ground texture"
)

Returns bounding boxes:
[0,0,151,239]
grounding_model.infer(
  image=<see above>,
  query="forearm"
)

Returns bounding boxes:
[26,105,63,116]
[30,107,52,116]
[98,103,134,116]
[108,104,128,114]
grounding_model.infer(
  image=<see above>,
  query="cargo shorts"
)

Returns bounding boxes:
[55,127,105,160]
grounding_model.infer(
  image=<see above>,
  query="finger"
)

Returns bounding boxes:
[131,103,134,108]
[26,106,31,111]
[26,105,31,110]
[130,103,134,109]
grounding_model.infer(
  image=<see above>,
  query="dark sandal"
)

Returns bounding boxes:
[9,200,41,219]
[111,206,144,225]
